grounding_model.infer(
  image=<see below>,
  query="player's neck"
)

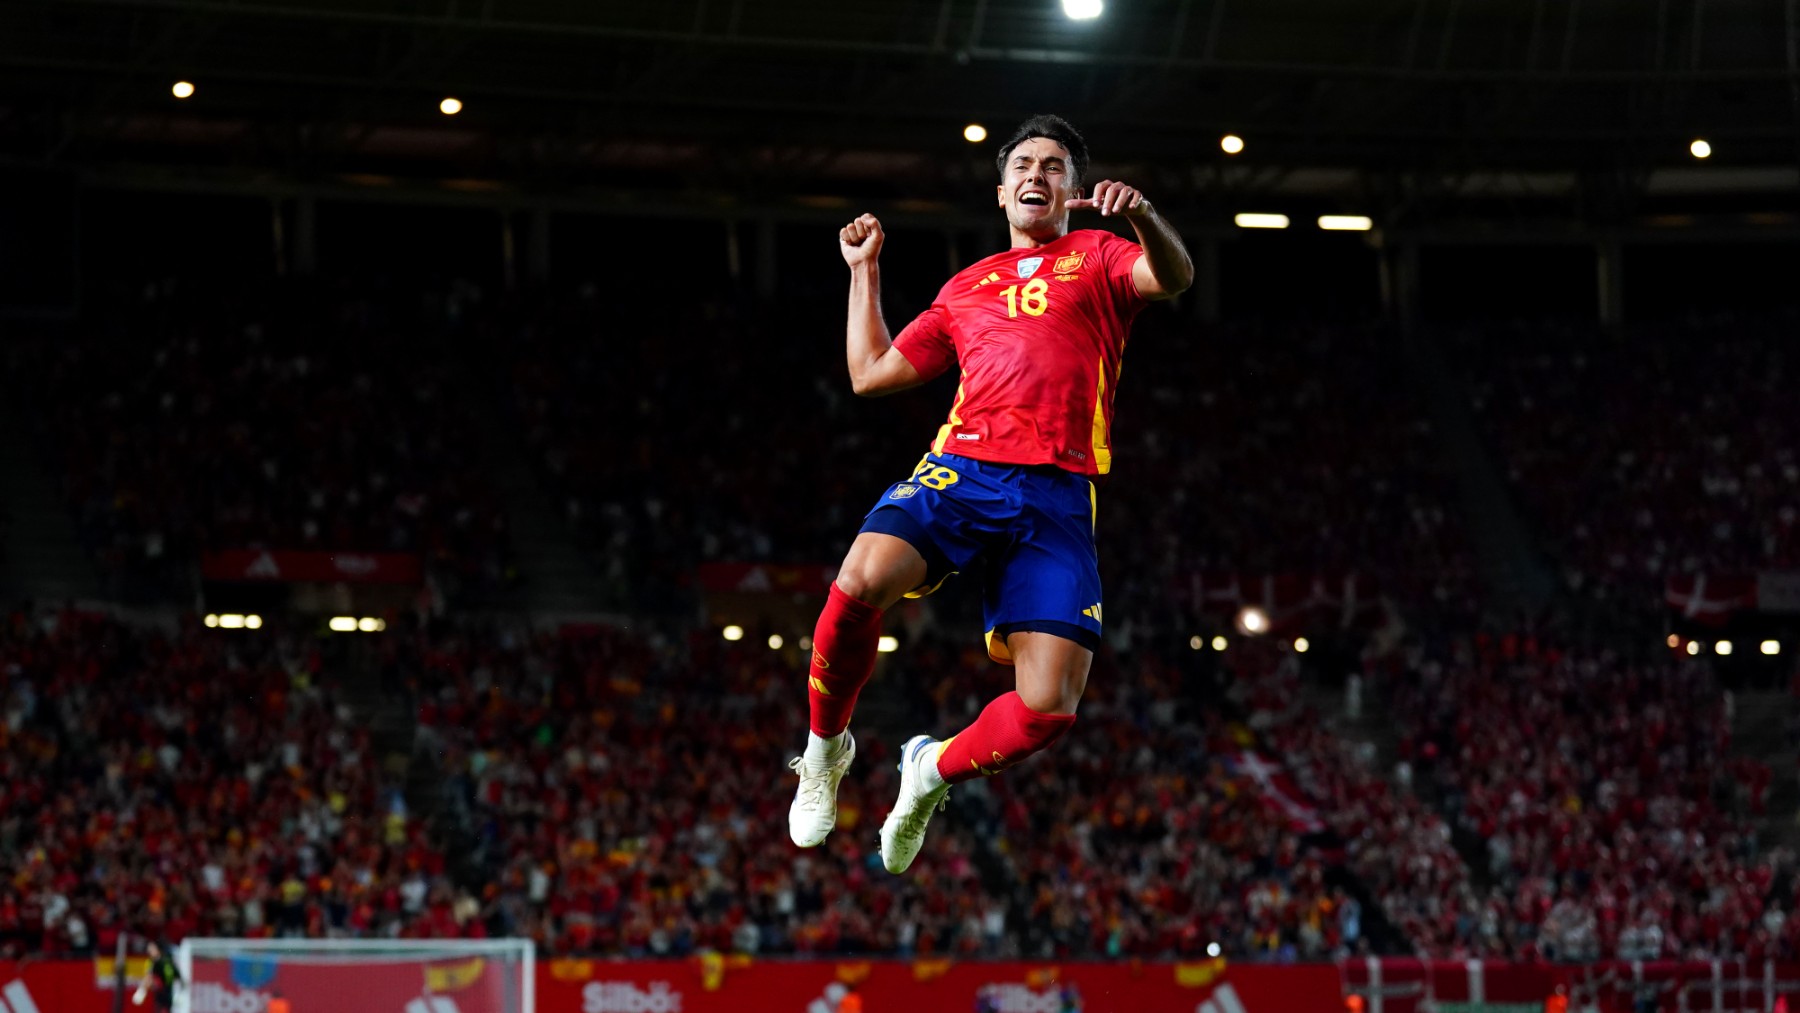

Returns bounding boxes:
[1009,226,1067,250]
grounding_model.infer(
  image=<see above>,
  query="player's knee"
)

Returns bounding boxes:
[831,567,880,604]
[834,536,928,608]
[1018,681,1083,716]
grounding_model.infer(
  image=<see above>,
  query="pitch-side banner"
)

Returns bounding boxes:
[0,957,1337,1013]
[13,956,1800,1013]
[696,563,836,595]
[1184,572,1381,632]
[537,956,1338,1013]
[201,549,424,584]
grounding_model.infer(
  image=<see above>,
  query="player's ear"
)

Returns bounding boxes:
[996,183,1005,208]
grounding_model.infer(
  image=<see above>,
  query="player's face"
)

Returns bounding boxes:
[997,137,1077,238]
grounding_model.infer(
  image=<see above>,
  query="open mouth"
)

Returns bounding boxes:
[1018,191,1050,207]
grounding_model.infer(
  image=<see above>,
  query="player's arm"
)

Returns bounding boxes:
[1068,181,1194,301]
[841,213,928,397]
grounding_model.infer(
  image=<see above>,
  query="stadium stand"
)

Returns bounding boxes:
[0,606,464,957]
[1380,632,1787,961]
[1462,314,1800,607]
[2,288,1791,971]
[13,280,511,604]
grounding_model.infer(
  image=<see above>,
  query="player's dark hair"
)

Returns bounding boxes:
[995,114,1089,188]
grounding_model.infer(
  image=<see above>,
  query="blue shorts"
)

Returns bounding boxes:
[860,452,1102,664]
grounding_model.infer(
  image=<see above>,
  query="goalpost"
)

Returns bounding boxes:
[174,938,534,1013]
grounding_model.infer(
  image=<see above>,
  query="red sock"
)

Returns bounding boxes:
[935,692,1076,785]
[806,583,884,737]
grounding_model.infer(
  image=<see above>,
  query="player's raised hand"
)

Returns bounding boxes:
[1066,180,1150,217]
[840,213,885,267]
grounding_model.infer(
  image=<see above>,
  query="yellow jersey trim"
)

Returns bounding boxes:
[1090,357,1112,475]
[931,370,970,456]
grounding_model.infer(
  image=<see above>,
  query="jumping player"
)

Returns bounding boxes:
[787,114,1193,873]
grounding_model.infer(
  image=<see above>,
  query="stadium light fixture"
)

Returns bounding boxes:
[878,636,900,653]
[1062,0,1104,19]
[245,615,263,630]
[1234,213,1289,230]
[1211,635,1228,651]
[219,614,246,629]
[1685,641,1699,656]
[172,80,196,99]
[1235,606,1269,635]
[722,624,744,642]
[1716,640,1733,656]
[204,614,219,628]
[1690,139,1712,159]
[440,96,463,116]
[356,617,378,632]
[1666,634,1681,648]
[1294,637,1310,653]
[329,616,358,632]
[964,123,988,143]
[1189,635,1204,650]
[1318,215,1374,231]
[1763,640,1781,655]
[799,636,813,651]
[1220,134,1244,155]
[1207,942,1222,958]
[768,634,784,650]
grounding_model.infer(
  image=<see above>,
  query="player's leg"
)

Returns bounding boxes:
[791,455,993,849]
[938,628,1088,772]
[788,532,923,849]
[881,467,1099,873]
[807,531,926,737]
[880,628,1092,873]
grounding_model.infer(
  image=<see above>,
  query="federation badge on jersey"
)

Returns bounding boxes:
[889,483,921,499]
[1017,257,1044,278]
[1053,251,1087,274]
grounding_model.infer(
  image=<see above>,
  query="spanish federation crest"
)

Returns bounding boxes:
[1017,257,1044,278]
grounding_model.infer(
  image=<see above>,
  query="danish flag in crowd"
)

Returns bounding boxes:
[1225,752,1325,834]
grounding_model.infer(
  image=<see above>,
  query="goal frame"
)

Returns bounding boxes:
[173,937,535,1013]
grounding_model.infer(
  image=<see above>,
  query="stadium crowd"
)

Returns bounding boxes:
[0,606,466,958]
[1380,632,1788,961]
[2,597,1792,965]
[394,614,1434,960]
[0,600,1422,962]
[14,279,511,603]
[1463,315,1800,606]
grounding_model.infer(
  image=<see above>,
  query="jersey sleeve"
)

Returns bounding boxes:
[1096,231,1151,308]
[891,300,957,381]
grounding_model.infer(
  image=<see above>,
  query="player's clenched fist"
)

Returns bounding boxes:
[1066,180,1150,218]
[840,213,884,267]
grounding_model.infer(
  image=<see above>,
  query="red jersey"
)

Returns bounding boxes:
[891,228,1148,476]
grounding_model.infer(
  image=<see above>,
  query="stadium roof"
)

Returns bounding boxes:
[3,0,1798,220]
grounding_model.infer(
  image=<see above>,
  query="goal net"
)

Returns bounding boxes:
[174,938,534,1013]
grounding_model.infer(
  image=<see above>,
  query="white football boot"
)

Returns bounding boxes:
[787,730,856,847]
[878,734,951,873]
